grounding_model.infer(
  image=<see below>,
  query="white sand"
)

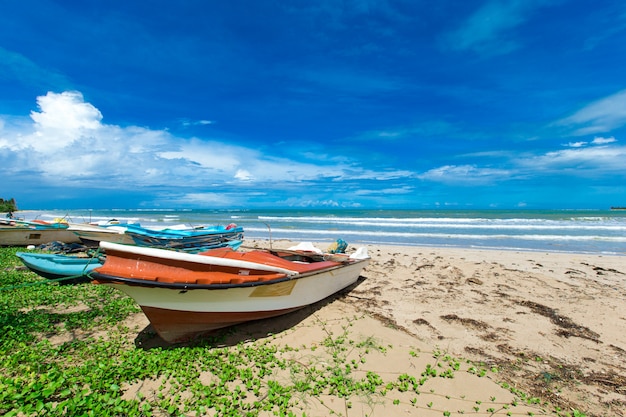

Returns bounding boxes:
[240,240,626,416]
[116,239,626,416]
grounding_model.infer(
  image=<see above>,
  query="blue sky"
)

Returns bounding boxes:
[1,1,626,210]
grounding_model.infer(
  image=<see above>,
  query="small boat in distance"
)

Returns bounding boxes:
[90,241,370,343]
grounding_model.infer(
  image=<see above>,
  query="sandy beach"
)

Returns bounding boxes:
[228,239,626,416]
[35,239,625,416]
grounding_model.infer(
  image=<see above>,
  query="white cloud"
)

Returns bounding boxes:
[180,119,214,127]
[3,91,104,153]
[176,193,236,206]
[31,91,102,131]
[518,144,626,174]
[418,164,511,184]
[354,186,414,196]
[234,169,253,181]
[0,91,410,195]
[554,89,626,135]
[275,198,343,208]
[564,136,617,148]
[419,138,626,186]
[592,136,617,145]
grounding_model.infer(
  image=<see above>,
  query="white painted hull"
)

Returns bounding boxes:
[104,259,366,342]
[105,259,365,312]
[68,224,135,246]
[0,228,81,246]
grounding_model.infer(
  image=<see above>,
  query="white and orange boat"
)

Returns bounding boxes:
[90,241,370,343]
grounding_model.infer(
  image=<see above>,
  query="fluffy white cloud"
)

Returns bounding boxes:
[0,90,409,193]
[31,91,102,131]
[2,91,104,153]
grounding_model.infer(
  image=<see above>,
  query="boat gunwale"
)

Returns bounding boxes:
[91,271,294,290]
[99,241,300,275]
[15,252,102,265]
[90,257,367,290]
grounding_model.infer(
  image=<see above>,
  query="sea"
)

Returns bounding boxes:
[18,208,626,256]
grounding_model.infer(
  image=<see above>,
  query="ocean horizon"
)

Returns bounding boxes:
[16,208,626,256]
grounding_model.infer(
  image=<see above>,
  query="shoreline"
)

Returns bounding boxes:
[248,237,626,257]
[246,239,626,416]
[15,208,626,256]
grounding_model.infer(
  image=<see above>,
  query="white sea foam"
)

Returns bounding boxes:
[245,227,626,242]
[257,215,626,231]
[27,208,626,254]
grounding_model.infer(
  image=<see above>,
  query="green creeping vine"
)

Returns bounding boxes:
[0,247,586,417]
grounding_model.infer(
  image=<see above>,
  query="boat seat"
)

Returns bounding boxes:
[199,248,342,273]
[153,271,287,285]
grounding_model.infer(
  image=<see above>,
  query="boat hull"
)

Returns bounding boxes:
[0,228,81,246]
[68,224,136,247]
[138,306,302,342]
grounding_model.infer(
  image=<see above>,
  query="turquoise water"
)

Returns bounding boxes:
[21,208,626,255]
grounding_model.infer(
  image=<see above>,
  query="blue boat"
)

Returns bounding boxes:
[69,221,244,253]
[16,252,101,284]
[124,223,244,253]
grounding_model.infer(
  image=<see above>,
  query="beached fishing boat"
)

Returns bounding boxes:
[67,221,136,246]
[123,223,244,253]
[69,222,244,253]
[0,219,81,246]
[90,241,370,343]
[15,252,101,284]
